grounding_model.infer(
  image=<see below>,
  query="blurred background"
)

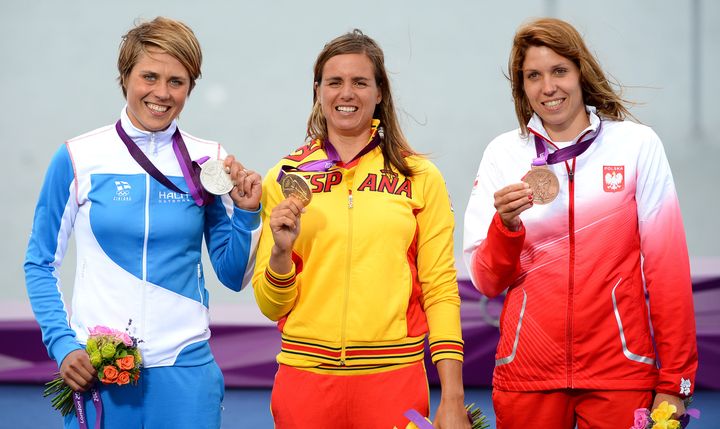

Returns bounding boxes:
[1,0,718,427]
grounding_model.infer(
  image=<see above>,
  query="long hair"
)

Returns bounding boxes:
[117,17,202,97]
[508,18,632,135]
[308,29,417,177]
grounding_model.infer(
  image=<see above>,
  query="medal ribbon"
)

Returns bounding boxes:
[73,388,102,429]
[115,121,213,206]
[531,120,603,166]
[403,409,434,429]
[276,119,381,183]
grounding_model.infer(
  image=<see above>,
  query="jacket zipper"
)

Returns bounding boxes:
[340,188,354,365]
[566,160,576,388]
[141,173,150,343]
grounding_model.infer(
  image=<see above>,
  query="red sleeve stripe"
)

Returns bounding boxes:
[265,269,296,288]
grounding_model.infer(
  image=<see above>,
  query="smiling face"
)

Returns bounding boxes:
[522,45,589,141]
[123,47,190,132]
[315,53,381,143]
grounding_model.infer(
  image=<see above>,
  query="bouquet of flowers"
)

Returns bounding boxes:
[630,400,700,429]
[44,325,142,416]
[397,403,489,429]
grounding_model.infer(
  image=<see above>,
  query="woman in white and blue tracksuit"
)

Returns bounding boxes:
[23,17,262,429]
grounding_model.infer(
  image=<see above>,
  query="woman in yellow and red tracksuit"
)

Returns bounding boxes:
[252,30,469,429]
[463,18,697,429]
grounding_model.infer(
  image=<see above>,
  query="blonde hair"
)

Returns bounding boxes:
[308,29,417,177]
[508,18,632,135]
[117,17,202,97]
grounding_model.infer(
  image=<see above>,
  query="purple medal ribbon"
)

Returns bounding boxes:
[404,409,435,429]
[531,120,603,166]
[73,388,102,429]
[115,120,213,206]
[276,125,381,183]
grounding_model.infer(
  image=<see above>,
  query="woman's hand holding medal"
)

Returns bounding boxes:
[493,182,534,232]
[198,155,261,210]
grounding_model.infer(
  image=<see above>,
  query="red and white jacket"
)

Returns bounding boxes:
[463,107,697,397]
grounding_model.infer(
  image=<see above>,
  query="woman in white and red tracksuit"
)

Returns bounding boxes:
[462,17,697,429]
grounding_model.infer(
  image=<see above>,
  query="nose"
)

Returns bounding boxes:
[339,83,354,99]
[154,82,171,100]
[541,76,556,95]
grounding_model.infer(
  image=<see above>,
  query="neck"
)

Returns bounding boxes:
[328,131,372,163]
[545,113,591,142]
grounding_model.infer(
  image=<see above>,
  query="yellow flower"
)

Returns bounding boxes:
[651,420,680,429]
[650,401,676,422]
[650,401,680,429]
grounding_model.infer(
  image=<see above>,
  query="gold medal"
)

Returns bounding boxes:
[522,165,559,205]
[281,173,312,206]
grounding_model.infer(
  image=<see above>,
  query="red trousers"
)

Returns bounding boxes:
[271,362,429,429]
[493,389,653,429]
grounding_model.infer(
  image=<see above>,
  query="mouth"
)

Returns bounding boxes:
[335,105,358,113]
[542,99,564,109]
[146,102,170,114]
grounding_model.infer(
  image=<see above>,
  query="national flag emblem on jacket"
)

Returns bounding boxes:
[603,165,624,192]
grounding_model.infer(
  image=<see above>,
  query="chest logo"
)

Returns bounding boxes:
[357,170,412,198]
[113,181,132,201]
[603,166,624,192]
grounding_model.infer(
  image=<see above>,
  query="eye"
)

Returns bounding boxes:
[525,71,539,80]
[169,79,185,88]
[327,80,342,88]
[353,80,369,88]
[143,74,157,82]
[553,67,568,76]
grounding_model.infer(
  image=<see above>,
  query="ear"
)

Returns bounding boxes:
[314,81,320,101]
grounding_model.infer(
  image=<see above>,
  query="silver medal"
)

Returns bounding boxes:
[200,159,234,195]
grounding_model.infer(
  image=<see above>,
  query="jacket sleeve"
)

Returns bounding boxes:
[463,144,525,298]
[24,144,84,367]
[251,166,299,321]
[203,146,262,292]
[415,162,464,363]
[635,130,698,397]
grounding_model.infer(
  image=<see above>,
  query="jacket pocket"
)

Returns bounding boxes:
[611,277,655,365]
[495,288,527,366]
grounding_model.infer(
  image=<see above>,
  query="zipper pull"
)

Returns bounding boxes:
[568,170,574,182]
[150,133,158,156]
[348,190,353,208]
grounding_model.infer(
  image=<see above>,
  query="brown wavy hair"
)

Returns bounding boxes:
[117,17,202,97]
[509,18,632,136]
[308,29,417,177]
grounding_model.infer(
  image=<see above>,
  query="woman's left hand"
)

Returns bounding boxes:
[434,359,471,429]
[433,398,471,429]
[224,155,261,211]
[652,392,686,418]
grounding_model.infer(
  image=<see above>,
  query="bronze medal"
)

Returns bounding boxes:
[281,173,312,206]
[522,165,559,205]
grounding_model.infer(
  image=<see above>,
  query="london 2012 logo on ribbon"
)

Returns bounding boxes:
[603,166,624,192]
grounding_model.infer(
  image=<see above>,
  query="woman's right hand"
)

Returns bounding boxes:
[494,182,533,231]
[269,195,305,253]
[60,349,97,392]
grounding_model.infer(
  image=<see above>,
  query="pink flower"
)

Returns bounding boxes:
[88,326,115,337]
[630,408,650,429]
[115,332,133,346]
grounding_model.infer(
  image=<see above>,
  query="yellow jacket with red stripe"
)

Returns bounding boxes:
[252,140,463,370]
